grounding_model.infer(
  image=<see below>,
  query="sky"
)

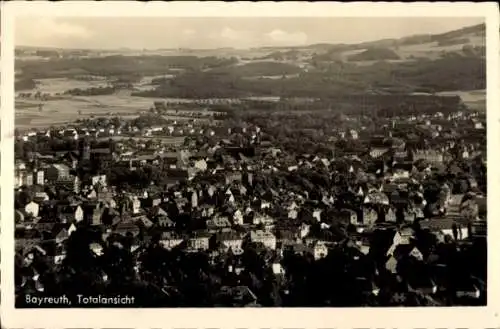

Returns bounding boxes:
[15,17,485,50]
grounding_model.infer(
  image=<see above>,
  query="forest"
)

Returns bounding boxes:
[15,55,239,80]
[132,55,485,99]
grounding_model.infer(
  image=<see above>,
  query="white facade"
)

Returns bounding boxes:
[250,230,276,250]
[75,206,84,222]
[314,242,328,260]
[25,201,40,218]
[160,238,184,250]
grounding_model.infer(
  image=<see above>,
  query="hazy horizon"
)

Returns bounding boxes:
[15,17,484,50]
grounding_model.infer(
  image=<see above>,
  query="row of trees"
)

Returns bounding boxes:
[15,136,114,158]
[63,86,116,96]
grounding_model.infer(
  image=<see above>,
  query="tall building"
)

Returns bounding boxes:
[78,137,91,161]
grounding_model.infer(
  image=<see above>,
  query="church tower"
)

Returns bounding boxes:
[78,137,91,161]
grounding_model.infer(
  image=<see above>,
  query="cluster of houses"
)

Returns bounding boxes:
[14,106,487,306]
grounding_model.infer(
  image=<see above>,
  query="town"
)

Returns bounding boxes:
[14,95,487,307]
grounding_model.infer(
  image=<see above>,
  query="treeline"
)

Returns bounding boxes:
[15,78,37,91]
[259,50,300,61]
[136,87,466,118]
[250,95,461,115]
[15,55,239,80]
[348,48,401,62]
[35,50,60,58]
[133,55,485,99]
[130,113,169,130]
[210,61,302,76]
[436,38,470,47]
[151,77,174,85]
[63,86,116,96]
[391,56,485,92]
[15,137,115,167]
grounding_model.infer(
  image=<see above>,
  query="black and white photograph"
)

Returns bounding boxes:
[1,2,499,328]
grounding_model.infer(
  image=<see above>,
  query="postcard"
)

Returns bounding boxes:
[1,1,499,328]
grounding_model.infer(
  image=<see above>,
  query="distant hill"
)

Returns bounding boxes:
[16,23,485,64]
[307,23,485,64]
[348,47,401,62]
[431,23,485,43]
[259,50,301,61]
[15,23,486,100]
[380,23,485,48]
[210,61,302,76]
[309,23,485,52]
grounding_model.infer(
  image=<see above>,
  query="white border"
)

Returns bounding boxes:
[1,2,499,329]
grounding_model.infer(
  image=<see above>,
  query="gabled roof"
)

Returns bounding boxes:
[151,206,169,217]
[52,164,70,172]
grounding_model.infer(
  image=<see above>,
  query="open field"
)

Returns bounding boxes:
[436,89,486,110]
[395,34,485,60]
[435,89,485,102]
[16,76,170,94]
[16,94,154,129]
[15,90,215,129]
[22,77,110,94]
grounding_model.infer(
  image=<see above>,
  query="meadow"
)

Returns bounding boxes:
[435,89,486,110]
[15,77,215,130]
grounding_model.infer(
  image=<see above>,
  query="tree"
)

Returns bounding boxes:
[460,199,478,221]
